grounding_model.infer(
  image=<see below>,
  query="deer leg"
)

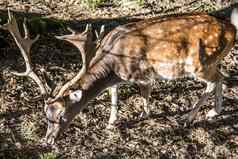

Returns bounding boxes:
[139,84,151,118]
[182,81,216,126]
[107,85,119,129]
[206,79,223,119]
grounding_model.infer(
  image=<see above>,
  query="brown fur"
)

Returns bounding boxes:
[81,13,236,88]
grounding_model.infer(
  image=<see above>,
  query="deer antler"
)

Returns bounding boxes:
[95,25,105,47]
[54,24,93,99]
[0,9,49,96]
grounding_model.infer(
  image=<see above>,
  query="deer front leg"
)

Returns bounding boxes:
[206,78,223,119]
[183,81,216,126]
[139,84,152,118]
[107,85,119,129]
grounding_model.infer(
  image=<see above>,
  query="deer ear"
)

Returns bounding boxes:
[69,90,83,103]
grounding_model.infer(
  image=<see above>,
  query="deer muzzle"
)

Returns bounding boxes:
[44,120,61,145]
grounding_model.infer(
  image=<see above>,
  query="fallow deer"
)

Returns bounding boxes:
[44,9,238,144]
[1,9,238,145]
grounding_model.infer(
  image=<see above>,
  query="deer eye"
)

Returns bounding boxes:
[45,104,65,123]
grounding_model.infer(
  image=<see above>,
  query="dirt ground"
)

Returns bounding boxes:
[0,0,238,158]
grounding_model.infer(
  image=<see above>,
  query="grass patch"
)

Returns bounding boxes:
[39,152,58,159]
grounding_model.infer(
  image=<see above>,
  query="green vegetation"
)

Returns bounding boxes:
[40,152,58,159]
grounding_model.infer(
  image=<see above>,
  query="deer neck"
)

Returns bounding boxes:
[82,59,122,89]
[81,71,120,101]
[65,59,121,118]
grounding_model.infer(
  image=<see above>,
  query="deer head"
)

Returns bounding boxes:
[44,24,99,144]
[44,24,107,144]
[0,10,103,144]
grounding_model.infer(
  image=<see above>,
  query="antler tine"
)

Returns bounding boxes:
[23,18,29,39]
[0,9,48,96]
[23,18,40,49]
[84,24,92,33]
[55,24,92,41]
[55,27,76,40]
[95,30,99,39]
[67,27,76,35]
[0,9,14,30]
[95,25,105,38]
[95,25,105,47]
[99,25,105,38]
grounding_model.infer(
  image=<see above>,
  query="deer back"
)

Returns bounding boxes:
[89,13,236,84]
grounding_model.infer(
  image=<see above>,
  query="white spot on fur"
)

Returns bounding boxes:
[185,57,193,65]
[159,62,170,68]
[69,90,82,103]
[190,48,196,55]
[208,35,213,40]
[178,59,184,64]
